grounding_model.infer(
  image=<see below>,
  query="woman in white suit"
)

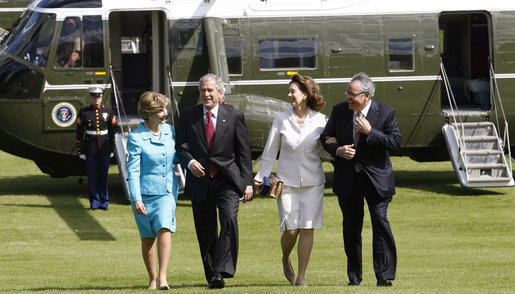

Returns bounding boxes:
[254,74,326,287]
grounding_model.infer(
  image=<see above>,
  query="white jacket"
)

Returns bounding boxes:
[255,108,327,187]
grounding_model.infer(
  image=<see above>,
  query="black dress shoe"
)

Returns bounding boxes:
[87,207,96,211]
[209,274,225,289]
[377,278,393,287]
[99,206,108,211]
[347,281,360,286]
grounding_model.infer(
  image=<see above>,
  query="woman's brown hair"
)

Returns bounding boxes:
[289,74,325,112]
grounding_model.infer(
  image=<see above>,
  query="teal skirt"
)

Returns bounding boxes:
[132,193,177,238]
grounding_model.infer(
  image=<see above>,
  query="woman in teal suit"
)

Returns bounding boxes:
[127,91,179,290]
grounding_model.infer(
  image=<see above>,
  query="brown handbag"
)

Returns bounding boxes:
[259,175,283,199]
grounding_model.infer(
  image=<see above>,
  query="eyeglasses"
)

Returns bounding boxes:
[345,91,366,98]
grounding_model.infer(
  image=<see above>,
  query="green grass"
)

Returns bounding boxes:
[0,150,514,293]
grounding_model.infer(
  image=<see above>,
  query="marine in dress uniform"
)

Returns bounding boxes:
[76,87,116,211]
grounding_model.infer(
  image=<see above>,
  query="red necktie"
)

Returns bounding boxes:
[354,111,363,173]
[206,111,217,177]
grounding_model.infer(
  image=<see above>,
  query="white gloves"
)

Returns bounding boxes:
[79,154,86,160]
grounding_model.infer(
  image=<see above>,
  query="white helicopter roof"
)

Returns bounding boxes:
[29,0,515,20]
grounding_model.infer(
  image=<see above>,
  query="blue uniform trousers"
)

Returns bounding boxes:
[86,157,110,209]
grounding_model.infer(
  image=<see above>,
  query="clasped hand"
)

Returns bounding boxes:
[325,137,355,160]
[355,115,371,135]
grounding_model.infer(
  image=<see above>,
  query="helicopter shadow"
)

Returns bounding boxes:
[0,174,130,241]
[322,169,504,196]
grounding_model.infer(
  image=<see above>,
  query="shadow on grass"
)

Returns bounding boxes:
[22,281,299,292]
[323,169,504,197]
[395,170,504,196]
[0,174,126,241]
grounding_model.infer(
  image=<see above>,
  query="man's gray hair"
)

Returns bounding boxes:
[199,73,224,92]
[351,72,375,97]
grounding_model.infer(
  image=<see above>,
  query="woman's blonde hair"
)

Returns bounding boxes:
[137,91,170,120]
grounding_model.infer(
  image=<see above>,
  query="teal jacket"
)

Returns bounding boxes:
[127,122,179,203]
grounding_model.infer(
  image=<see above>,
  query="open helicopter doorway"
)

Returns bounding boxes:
[109,10,170,124]
[108,10,171,200]
[439,12,492,113]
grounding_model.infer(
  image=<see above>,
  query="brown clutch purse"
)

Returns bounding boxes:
[259,175,283,199]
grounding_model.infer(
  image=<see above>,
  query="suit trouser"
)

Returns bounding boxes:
[337,171,397,284]
[191,174,240,282]
[86,156,110,209]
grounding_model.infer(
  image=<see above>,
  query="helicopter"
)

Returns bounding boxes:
[0,0,513,200]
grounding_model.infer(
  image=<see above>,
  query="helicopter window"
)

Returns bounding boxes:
[258,38,316,70]
[0,57,43,100]
[82,15,104,68]
[225,40,242,75]
[56,17,81,68]
[4,12,56,68]
[388,38,414,71]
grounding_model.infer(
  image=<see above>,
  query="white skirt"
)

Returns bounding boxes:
[277,184,324,232]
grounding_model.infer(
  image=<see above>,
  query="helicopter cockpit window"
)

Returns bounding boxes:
[0,57,43,100]
[4,11,56,68]
[56,17,82,68]
[388,38,414,71]
[82,15,104,67]
[258,38,317,70]
[55,16,104,68]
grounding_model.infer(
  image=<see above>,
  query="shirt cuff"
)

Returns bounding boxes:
[187,159,196,170]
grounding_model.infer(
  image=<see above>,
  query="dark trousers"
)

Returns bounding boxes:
[338,171,397,284]
[86,157,110,209]
[192,174,240,282]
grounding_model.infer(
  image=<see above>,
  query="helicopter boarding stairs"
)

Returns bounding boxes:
[440,59,514,188]
[110,67,186,201]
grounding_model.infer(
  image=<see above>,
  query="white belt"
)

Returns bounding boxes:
[86,130,108,136]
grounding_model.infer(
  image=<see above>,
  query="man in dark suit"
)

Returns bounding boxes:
[321,72,401,287]
[176,74,254,289]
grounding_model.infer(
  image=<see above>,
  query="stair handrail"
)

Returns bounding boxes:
[166,65,181,126]
[440,58,469,180]
[109,65,131,147]
[166,65,186,189]
[488,58,513,177]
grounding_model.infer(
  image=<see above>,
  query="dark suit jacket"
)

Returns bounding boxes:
[321,99,401,198]
[176,104,253,202]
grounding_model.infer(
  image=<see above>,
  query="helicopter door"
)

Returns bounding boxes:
[439,12,492,112]
[109,10,169,120]
[108,10,170,200]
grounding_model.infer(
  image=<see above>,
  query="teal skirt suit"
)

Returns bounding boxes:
[127,123,179,238]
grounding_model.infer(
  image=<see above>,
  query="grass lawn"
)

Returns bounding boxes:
[0,150,513,293]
